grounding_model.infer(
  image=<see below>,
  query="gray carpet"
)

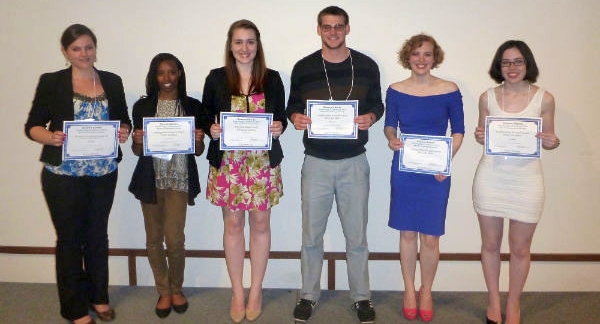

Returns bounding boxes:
[0,282,598,323]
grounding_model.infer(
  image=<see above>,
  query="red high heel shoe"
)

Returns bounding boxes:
[403,307,417,320]
[402,290,417,320]
[418,290,433,322]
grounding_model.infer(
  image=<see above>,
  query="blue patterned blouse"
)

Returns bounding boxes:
[44,93,118,176]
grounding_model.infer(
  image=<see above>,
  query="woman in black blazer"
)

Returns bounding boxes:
[203,19,287,323]
[24,24,131,324]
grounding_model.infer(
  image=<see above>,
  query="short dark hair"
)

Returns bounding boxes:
[318,6,349,25]
[397,33,444,69]
[145,53,187,99]
[60,24,97,49]
[488,40,539,83]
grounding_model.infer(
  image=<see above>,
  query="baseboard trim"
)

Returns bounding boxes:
[2,246,598,289]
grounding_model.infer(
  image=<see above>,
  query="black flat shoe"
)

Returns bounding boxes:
[486,316,501,324]
[155,297,172,318]
[155,306,171,318]
[173,302,188,314]
[172,293,189,314]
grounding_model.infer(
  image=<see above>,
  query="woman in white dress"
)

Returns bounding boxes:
[472,40,560,324]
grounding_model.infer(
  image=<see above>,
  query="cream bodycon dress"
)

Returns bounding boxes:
[472,87,546,223]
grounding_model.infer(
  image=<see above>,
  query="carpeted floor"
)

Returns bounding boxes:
[0,282,598,323]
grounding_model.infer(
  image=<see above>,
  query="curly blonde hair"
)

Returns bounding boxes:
[397,34,444,69]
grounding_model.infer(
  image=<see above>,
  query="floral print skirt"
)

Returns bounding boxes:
[206,150,283,211]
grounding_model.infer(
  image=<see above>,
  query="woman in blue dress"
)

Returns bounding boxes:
[384,34,464,322]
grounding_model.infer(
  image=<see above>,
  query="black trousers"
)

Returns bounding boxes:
[41,168,117,320]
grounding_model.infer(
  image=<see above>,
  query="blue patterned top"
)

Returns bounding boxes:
[44,93,117,176]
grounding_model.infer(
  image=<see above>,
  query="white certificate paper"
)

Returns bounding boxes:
[220,112,273,151]
[143,117,195,156]
[306,100,358,139]
[62,120,120,160]
[399,134,453,176]
[485,116,542,158]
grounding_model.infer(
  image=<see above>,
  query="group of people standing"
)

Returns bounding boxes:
[24,5,559,324]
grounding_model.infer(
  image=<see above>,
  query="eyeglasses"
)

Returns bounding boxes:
[320,24,346,32]
[501,58,525,67]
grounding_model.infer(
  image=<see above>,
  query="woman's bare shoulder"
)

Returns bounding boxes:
[389,80,410,92]
[435,78,459,93]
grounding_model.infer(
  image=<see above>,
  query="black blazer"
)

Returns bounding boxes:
[25,67,132,165]
[128,96,203,205]
[202,67,287,168]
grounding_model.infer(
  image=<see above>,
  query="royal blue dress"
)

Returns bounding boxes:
[385,87,464,236]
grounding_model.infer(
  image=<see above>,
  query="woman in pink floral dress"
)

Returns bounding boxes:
[201,19,287,323]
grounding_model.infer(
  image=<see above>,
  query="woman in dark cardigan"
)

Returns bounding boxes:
[128,53,207,318]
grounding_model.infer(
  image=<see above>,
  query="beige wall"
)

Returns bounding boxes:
[1,0,599,291]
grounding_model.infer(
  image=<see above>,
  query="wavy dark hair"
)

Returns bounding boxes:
[488,40,539,83]
[145,53,188,106]
[318,6,349,25]
[397,33,444,69]
[61,24,97,49]
[224,19,267,95]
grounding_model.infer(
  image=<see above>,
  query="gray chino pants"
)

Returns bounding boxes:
[299,154,371,302]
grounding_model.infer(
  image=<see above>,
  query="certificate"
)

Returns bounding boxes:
[62,120,120,160]
[306,100,358,139]
[399,134,453,176]
[143,117,195,156]
[485,116,542,158]
[220,112,273,150]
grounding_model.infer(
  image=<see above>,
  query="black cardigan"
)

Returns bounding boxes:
[201,67,287,169]
[127,96,203,205]
[25,67,132,165]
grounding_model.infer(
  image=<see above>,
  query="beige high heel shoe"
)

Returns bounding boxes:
[230,309,245,323]
[230,295,246,323]
[245,308,262,322]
